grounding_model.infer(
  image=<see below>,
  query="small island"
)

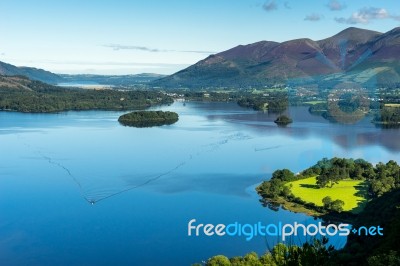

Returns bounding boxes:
[118,110,179,127]
[274,115,293,126]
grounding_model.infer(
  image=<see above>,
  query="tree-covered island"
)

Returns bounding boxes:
[274,115,293,126]
[118,110,179,127]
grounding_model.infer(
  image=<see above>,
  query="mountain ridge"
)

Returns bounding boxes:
[154,27,400,88]
[0,60,165,86]
[0,61,62,84]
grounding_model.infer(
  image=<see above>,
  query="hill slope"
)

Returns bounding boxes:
[0,61,62,84]
[154,27,400,88]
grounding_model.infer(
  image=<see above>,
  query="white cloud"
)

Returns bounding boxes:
[103,44,215,54]
[335,7,393,24]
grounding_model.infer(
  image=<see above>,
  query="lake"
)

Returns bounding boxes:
[0,102,399,265]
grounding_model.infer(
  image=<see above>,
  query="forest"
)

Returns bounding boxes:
[0,76,173,113]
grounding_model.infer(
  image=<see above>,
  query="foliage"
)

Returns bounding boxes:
[330,199,345,212]
[204,188,400,266]
[237,97,268,110]
[237,93,288,112]
[367,251,400,266]
[0,77,173,113]
[373,106,400,126]
[313,158,372,188]
[118,111,179,127]
[257,157,400,215]
[336,188,400,265]
[206,255,231,266]
[322,196,332,208]
[274,115,293,125]
[204,238,335,266]
[371,160,400,196]
[272,169,296,182]
[306,158,399,197]
[308,103,327,114]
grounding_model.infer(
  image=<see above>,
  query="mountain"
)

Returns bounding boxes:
[154,27,400,88]
[0,61,62,84]
[59,73,166,86]
[0,61,165,86]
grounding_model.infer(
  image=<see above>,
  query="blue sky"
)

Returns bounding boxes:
[0,0,399,75]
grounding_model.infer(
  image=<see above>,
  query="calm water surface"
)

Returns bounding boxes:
[0,102,399,265]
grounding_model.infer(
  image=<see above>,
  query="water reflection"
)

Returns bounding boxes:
[198,104,400,152]
[0,102,398,265]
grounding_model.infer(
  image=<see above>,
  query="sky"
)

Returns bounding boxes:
[0,0,399,75]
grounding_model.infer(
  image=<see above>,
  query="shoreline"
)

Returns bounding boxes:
[258,195,359,224]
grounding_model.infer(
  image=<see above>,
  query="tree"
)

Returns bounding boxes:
[317,173,330,188]
[322,197,344,212]
[204,238,334,266]
[274,115,293,126]
[242,252,263,266]
[272,169,295,182]
[322,196,332,209]
[206,255,231,266]
[330,199,345,212]
[257,179,285,200]
[282,186,292,198]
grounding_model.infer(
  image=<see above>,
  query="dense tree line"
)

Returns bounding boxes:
[237,94,288,112]
[0,80,173,113]
[198,238,335,266]
[373,106,400,126]
[257,158,400,214]
[298,157,400,197]
[181,91,239,102]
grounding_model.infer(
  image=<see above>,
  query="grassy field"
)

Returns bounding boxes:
[384,103,400,107]
[286,177,368,213]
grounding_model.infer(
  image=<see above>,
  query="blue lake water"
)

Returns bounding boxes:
[0,102,399,265]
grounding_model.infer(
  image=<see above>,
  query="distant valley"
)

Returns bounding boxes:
[59,73,166,87]
[0,61,165,87]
